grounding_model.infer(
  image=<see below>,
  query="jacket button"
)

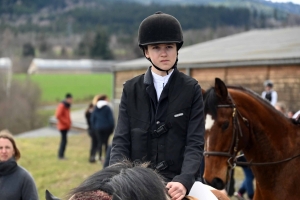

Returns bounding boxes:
[156,121,160,124]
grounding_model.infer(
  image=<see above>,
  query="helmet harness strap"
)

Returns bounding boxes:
[144,51,179,75]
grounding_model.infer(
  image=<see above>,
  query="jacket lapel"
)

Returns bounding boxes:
[167,68,183,103]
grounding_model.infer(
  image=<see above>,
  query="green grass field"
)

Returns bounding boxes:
[14,74,113,104]
[17,133,103,200]
[16,133,245,200]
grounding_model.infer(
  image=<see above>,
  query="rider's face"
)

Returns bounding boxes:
[145,43,177,75]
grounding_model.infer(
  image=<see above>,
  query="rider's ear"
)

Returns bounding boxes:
[214,78,228,101]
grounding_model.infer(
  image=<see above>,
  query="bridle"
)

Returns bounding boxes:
[203,93,300,190]
[203,98,245,192]
[203,98,247,169]
[204,96,300,166]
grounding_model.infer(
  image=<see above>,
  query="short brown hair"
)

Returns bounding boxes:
[0,129,21,161]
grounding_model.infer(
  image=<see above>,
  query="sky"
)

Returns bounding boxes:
[267,0,300,4]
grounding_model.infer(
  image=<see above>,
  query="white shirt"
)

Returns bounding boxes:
[261,90,278,106]
[293,110,300,119]
[151,70,174,101]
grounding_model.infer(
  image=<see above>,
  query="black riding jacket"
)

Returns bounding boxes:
[110,67,205,192]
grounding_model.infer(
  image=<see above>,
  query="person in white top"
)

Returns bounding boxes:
[261,80,277,106]
[293,110,300,120]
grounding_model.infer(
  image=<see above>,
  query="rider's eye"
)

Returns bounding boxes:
[222,121,229,131]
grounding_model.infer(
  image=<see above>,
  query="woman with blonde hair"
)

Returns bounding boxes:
[0,129,39,200]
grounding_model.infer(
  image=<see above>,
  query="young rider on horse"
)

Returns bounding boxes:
[110,12,205,200]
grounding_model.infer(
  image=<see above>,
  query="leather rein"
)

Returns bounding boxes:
[203,97,300,168]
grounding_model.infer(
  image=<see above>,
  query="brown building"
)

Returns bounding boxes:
[113,27,300,113]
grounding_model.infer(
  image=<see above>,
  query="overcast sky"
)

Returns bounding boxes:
[266,0,300,4]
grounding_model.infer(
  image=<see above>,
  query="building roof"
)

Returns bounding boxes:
[0,58,12,69]
[28,58,117,74]
[114,27,300,71]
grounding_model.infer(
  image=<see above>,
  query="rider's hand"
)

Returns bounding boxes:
[166,182,187,200]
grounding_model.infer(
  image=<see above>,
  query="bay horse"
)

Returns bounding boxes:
[202,78,300,200]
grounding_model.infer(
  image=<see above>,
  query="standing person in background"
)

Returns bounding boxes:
[293,110,300,123]
[56,93,72,160]
[90,95,114,163]
[85,103,94,136]
[287,110,295,118]
[234,154,255,200]
[275,101,288,116]
[85,103,95,163]
[110,12,205,200]
[261,80,277,106]
[0,129,39,200]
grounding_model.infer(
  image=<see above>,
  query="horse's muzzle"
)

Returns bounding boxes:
[210,177,225,190]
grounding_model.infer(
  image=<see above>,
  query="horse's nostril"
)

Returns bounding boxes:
[211,178,225,190]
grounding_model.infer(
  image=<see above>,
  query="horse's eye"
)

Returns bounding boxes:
[222,121,229,131]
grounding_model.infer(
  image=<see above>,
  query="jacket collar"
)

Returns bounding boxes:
[144,66,178,85]
[62,100,71,108]
[144,66,153,85]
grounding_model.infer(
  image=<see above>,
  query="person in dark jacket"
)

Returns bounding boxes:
[110,12,205,200]
[90,95,114,163]
[85,103,94,136]
[55,93,72,160]
[0,129,39,200]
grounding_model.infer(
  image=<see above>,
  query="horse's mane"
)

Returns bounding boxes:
[203,85,280,119]
[68,161,167,200]
[203,87,218,119]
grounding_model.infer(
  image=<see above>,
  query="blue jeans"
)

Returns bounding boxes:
[58,130,68,158]
[238,167,254,199]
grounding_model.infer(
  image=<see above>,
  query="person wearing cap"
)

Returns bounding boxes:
[110,12,205,200]
[55,93,73,160]
[261,80,278,106]
[0,129,39,200]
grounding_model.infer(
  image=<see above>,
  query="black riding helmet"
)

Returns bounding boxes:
[138,11,183,74]
[264,80,273,88]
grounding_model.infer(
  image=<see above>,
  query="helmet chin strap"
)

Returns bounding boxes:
[146,52,179,75]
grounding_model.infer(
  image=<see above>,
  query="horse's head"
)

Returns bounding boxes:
[203,78,249,190]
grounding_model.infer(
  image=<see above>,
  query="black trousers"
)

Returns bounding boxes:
[90,129,98,159]
[58,129,68,158]
[90,128,112,160]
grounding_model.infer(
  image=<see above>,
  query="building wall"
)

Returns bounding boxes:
[114,64,300,112]
[114,69,146,99]
[191,64,300,112]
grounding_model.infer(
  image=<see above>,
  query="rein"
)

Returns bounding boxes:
[204,96,300,167]
[237,153,300,166]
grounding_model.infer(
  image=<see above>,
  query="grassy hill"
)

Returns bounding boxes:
[13,73,113,105]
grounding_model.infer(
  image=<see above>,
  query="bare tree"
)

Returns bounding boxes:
[0,73,45,134]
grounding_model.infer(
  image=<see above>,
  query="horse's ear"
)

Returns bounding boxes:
[214,78,228,100]
[45,190,61,200]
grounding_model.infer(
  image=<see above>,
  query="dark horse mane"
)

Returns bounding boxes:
[203,85,285,119]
